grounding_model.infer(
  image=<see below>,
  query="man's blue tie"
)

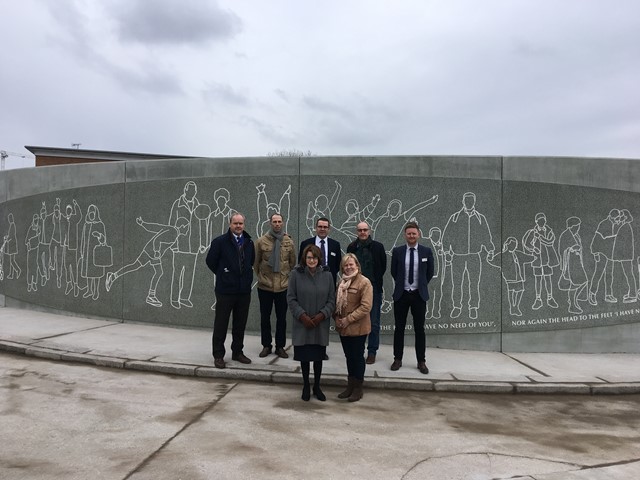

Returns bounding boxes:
[409,247,415,285]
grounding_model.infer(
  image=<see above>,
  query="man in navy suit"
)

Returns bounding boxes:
[299,217,342,284]
[390,221,434,374]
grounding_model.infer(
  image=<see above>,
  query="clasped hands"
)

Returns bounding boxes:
[300,312,325,329]
[333,313,348,329]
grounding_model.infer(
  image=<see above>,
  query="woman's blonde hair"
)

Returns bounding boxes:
[340,253,361,274]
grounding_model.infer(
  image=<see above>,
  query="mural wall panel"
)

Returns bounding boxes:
[1,155,639,353]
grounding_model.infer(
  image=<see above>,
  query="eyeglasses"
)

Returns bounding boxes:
[305,256,318,261]
[357,228,369,232]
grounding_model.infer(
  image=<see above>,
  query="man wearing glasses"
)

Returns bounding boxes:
[299,217,342,285]
[347,221,387,365]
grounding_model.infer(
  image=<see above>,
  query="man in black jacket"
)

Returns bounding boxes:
[347,221,387,365]
[298,217,342,285]
[206,212,255,369]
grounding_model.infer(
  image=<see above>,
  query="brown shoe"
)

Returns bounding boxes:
[390,359,402,371]
[214,358,225,369]
[417,362,429,374]
[259,346,272,358]
[366,354,376,365]
[232,352,252,364]
[275,347,289,359]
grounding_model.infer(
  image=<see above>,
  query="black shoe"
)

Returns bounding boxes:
[390,359,402,371]
[302,384,311,401]
[417,362,429,374]
[259,346,272,358]
[275,347,289,359]
[313,386,326,401]
[214,358,225,369]
[232,352,252,364]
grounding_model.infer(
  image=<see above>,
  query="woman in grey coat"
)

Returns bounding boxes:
[287,244,336,401]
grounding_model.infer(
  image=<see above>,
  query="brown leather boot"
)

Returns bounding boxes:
[337,376,354,399]
[348,379,363,402]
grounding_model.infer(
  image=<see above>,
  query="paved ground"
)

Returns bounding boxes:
[1,308,640,395]
[2,352,639,480]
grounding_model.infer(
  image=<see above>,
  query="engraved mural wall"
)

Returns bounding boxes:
[1,155,639,352]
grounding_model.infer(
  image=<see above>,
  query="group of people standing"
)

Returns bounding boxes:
[205,211,434,403]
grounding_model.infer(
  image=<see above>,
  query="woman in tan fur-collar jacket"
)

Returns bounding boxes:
[334,253,372,402]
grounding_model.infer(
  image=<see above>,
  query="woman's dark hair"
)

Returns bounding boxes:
[300,244,322,267]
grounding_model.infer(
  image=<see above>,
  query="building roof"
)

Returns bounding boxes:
[25,145,196,162]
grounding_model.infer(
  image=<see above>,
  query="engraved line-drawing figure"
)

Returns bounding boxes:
[79,204,110,300]
[37,201,53,286]
[424,226,446,319]
[3,213,21,280]
[442,192,495,320]
[366,193,438,316]
[612,209,637,303]
[368,195,439,247]
[336,194,381,243]
[63,200,83,296]
[49,199,65,289]
[487,237,534,317]
[0,235,7,281]
[168,181,208,310]
[256,183,292,238]
[305,180,341,237]
[25,214,41,292]
[387,196,439,252]
[557,216,589,314]
[637,255,640,300]
[207,188,236,242]
[588,209,621,305]
[522,212,559,310]
[105,216,190,307]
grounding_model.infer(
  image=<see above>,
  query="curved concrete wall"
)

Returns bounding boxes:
[1,155,639,353]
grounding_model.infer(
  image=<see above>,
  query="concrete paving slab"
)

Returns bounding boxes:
[507,352,640,382]
[430,348,540,376]
[0,309,118,338]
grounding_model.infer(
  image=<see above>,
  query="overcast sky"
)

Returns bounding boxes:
[1,0,639,169]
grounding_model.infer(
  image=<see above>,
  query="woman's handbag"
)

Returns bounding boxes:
[93,243,113,268]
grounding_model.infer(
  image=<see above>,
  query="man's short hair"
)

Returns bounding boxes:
[316,217,330,227]
[229,211,245,223]
[404,221,420,232]
[270,212,283,222]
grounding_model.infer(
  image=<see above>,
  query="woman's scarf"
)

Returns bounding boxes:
[267,229,285,273]
[336,271,358,316]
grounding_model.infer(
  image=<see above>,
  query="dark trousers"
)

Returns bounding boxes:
[393,290,427,362]
[212,292,251,359]
[257,288,288,349]
[340,335,367,380]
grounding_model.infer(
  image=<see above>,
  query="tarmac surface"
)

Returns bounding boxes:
[1,307,640,395]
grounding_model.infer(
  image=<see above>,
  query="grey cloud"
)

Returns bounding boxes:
[203,83,249,107]
[41,1,183,96]
[240,116,297,145]
[274,89,289,102]
[110,0,242,46]
[303,95,353,119]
